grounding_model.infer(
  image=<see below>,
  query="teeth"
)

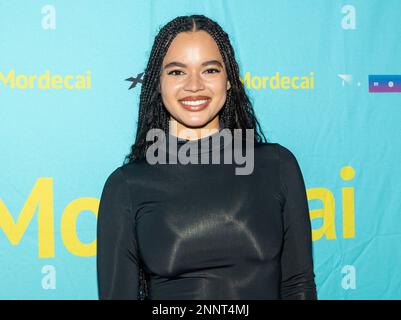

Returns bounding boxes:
[180,99,209,106]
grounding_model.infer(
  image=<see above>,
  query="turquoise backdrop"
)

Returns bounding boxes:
[1,0,400,299]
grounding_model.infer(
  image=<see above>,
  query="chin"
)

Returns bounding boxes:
[177,116,212,129]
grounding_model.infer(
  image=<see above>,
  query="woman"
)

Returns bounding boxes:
[96,14,317,300]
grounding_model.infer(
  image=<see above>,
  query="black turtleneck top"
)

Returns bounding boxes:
[96,131,317,300]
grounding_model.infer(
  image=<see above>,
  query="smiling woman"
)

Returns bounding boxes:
[96,14,317,301]
[123,15,267,161]
[159,31,231,134]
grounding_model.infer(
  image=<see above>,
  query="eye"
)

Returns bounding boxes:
[204,68,220,74]
[167,70,184,76]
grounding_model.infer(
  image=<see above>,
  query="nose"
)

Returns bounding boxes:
[184,73,205,92]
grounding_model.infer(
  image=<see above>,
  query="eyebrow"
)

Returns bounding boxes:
[163,60,224,70]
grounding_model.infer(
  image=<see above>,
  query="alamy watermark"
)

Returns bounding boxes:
[145,127,255,175]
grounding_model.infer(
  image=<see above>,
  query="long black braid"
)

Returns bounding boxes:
[123,14,268,165]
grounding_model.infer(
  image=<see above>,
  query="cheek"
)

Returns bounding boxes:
[209,79,228,103]
[160,78,182,101]
[212,83,229,112]
[207,77,228,94]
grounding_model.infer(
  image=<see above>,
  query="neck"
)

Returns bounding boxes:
[169,117,220,141]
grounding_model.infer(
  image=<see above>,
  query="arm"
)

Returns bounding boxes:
[96,167,139,300]
[277,144,318,300]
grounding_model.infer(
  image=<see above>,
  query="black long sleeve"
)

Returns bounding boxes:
[96,168,139,300]
[278,145,317,299]
[96,132,317,300]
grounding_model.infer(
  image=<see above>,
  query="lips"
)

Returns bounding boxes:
[179,96,211,112]
[179,95,211,101]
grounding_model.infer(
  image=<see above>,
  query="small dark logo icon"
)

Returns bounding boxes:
[126,72,144,90]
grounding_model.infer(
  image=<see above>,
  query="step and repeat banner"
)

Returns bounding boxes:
[1,0,400,299]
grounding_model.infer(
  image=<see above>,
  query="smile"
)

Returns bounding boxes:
[179,98,211,111]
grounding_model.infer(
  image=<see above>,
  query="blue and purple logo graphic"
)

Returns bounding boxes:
[369,75,401,93]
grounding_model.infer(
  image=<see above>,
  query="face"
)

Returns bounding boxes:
[159,30,231,137]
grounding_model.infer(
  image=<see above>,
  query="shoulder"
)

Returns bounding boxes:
[102,159,152,192]
[101,166,128,193]
[275,143,299,165]
[273,143,306,192]
[254,141,298,164]
[105,158,147,180]
[254,142,304,187]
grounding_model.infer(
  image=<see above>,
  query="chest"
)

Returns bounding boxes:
[133,163,283,277]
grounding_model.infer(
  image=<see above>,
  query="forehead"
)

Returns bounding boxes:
[163,30,223,64]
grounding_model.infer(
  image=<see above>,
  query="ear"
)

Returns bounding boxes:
[227,80,231,90]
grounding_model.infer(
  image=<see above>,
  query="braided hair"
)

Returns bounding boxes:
[123,14,268,164]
